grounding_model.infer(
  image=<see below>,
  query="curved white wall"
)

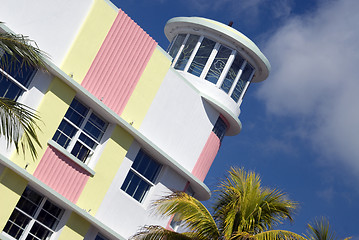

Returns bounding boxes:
[139,69,219,172]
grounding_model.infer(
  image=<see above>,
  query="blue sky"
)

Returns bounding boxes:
[113,0,359,238]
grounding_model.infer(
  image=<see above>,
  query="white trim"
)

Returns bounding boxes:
[171,34,189,67]
[200,42,220,79]
[228,60,247,96]
[183,35,203,72]
[216,49,236,88]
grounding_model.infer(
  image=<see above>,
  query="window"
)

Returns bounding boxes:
[121,149,161,202]
[0,50,36,100]
[167,34,187,60]
[174,35,200,71]
[2,187,63,240]
[212,117,227,143]
[220,53,245,93]
[205,45,232,84]
[52,98,108,163]
[230,63,254,102]
[168,34,255,104]
[95,233,109,240]
[187,37,216,77]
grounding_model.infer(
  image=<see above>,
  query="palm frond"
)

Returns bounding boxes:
[305,217,351,240]
[0,97,41,159]
[251,230,307,240]
[130,225,200,240]
[0,31,49,71]
[152,192,219,240]
[213,167,297,239]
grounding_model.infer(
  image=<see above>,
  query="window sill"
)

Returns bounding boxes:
[47,140,95,176]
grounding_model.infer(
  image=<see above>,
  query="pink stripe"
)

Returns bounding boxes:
[192,132,221,181]
[81,9,157,115]
[33,146,91,203]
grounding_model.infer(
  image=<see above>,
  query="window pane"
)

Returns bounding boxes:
[71,142,91,162]
[95,234,109,240]
[121,171,140,196]
[188,37,216,77]
[69,98,88,117]
[230,63,254,102]
[0,76,24,100]
[3,209,31,239]
[1,51,36,87]
[205,45,232,84]
[132,150,161,183]
[37,201,62,230]
[16,188,43,217]
[27,222,52,240]
[212,117,227,142]
[58,120,77,138]
[133,179,150,202]
[84,113,107,141]
[168,34,186,59]
[65,99,89,126]
[79,133,97,149]
[52,120,77,148]
[143,159,161,183]
[174,35,200,71]
[221,52,244,93]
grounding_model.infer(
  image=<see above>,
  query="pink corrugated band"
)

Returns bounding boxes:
[191,132,221,182]
[33,147,90,203]
[81,9,157,115]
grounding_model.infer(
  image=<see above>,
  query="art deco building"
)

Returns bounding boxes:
[0,0,270,239]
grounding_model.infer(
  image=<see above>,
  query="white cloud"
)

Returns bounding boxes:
[258,0,359,175]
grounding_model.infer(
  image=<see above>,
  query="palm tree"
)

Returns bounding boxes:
[131,167,306,240]
[0,28,48,159]
[306,217,351,240]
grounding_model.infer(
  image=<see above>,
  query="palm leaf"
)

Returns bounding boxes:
[305,217,351,240]
[131,225,200,240]
[213,168,297,239]
[0,97,41,159]
[0,31,49,71]
[152,192,219,240]
[252,230,307,240]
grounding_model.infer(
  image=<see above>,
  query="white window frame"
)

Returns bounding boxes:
[53,98,108,164]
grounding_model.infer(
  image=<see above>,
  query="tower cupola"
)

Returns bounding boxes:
[165,17,270,135]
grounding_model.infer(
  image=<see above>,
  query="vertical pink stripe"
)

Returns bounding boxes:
[33,146,91,203]
[81,9,157,116]
[192,132,221,182]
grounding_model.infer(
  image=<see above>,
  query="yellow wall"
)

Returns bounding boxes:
[76,126,133,215]
[10,77,76,174]
[0,168,27,230]
[121,48,171,129]
[57,212,91,240]
[60,0,117,84]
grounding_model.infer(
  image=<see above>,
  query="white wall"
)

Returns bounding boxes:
[95,141,189,238]
[139,69,219,172]
[0,0,93,65]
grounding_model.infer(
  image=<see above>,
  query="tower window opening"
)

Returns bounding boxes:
[212,117,227,142]
[169,34,255,104]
